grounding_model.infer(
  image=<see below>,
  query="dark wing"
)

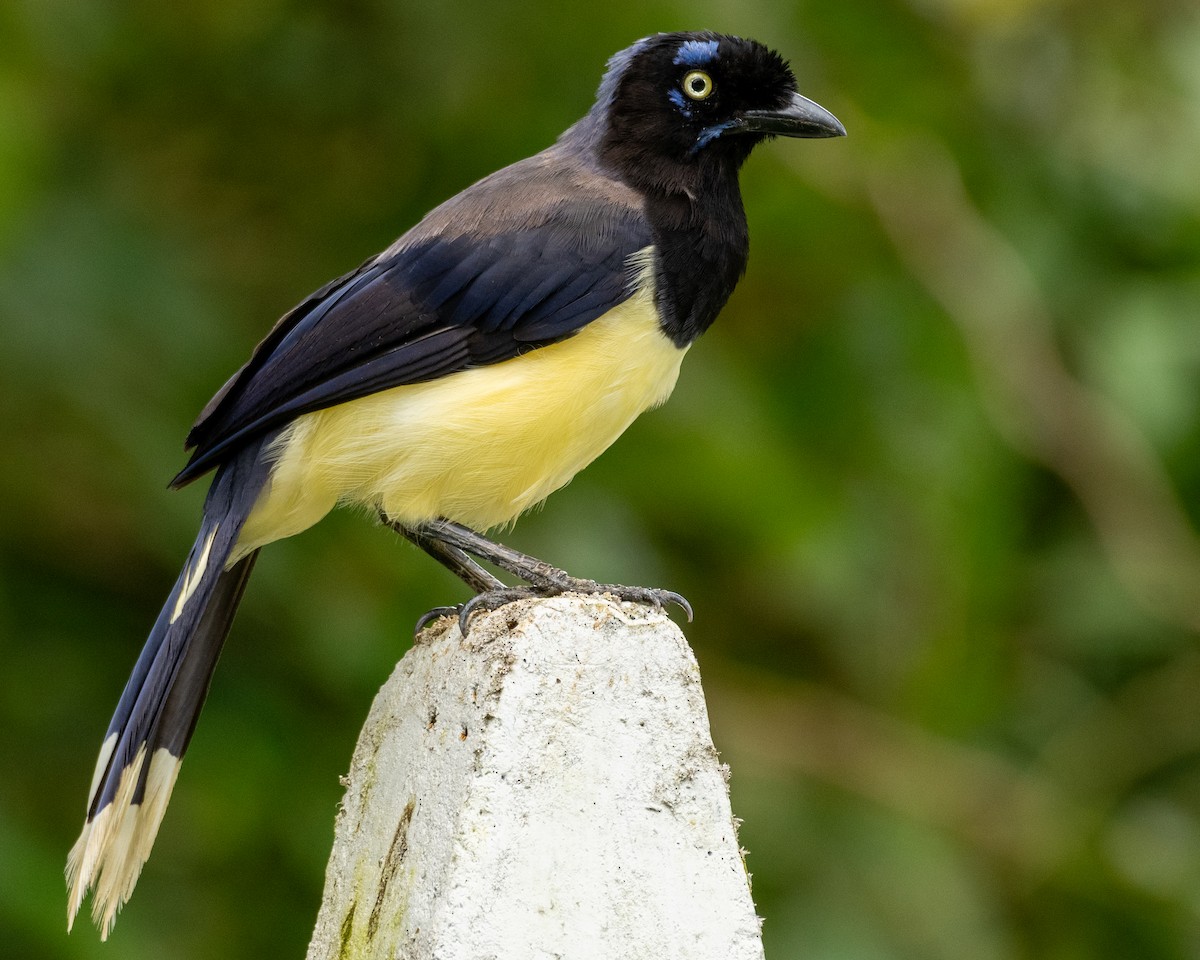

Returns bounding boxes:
[173,160,652,487]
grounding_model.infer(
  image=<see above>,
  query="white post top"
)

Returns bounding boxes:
[307,594,765,960]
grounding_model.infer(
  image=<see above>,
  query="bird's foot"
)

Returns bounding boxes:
[398,518,691,636]
[413,593,541,637]
[452,580,691,635]
[577,582,693,623]
[414,581,692,637]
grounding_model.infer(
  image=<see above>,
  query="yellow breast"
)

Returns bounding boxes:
[233,261,686,559]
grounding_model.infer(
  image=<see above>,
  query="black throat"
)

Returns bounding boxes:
[596,129,752,348]
[642,174,749,347]
[571,31,809,346]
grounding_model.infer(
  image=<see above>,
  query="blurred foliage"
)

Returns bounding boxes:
[3,0,1200,957]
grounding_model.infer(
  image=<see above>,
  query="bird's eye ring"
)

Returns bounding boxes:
[682,70,714,101]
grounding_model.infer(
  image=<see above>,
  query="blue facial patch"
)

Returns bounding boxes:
[673,39,719,67]
[668,88,695,119]
[691,121,735,154]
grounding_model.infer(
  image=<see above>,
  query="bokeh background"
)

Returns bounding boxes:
[5,1,1200,957]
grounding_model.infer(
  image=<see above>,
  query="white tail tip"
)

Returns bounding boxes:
[66,746,182,939]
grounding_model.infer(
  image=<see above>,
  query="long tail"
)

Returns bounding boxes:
[67,444,271,938]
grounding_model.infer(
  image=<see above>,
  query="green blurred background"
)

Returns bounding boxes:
[5,0,1200,957]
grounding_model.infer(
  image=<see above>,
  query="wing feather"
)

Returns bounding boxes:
[173,153,652,488]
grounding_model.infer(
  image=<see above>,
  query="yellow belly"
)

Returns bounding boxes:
[233,279,686,560]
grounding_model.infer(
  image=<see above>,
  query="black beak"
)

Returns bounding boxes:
[738,92,847,139]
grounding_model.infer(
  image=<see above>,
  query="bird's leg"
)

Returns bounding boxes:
[415,518,692,633]
[383,517,508,632]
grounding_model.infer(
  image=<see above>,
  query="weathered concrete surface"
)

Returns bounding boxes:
[307,595,764,960]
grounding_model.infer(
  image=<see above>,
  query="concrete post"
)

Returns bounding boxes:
[307,595,765,960]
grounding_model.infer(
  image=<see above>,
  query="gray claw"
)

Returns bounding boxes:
[660,590,693,621]
[415,605,459,635]
[592,584,693,622]
[458,595,486,635]
[458,588,533,635]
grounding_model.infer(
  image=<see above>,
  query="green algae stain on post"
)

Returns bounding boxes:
[367,798,417,944]
[336,901,357,960]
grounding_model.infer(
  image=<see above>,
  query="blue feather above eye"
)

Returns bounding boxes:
[673,39,719,67]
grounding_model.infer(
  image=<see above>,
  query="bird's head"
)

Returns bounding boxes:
[584,32,845,194]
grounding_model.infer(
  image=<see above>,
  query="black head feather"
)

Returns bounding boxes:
[554,32,843,344]
[591,32,802,194]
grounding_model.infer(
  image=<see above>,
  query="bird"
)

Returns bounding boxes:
[66,30,845,938]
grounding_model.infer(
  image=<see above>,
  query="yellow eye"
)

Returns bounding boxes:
[682,70,714,100]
